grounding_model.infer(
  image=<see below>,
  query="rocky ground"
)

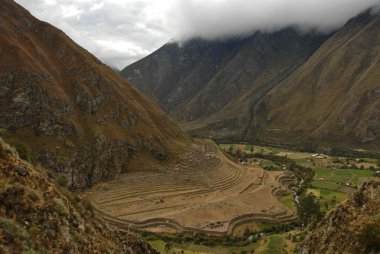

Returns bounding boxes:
[300,179,380,254]
[0,137,159,253]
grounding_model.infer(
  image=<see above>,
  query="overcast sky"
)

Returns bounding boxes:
[15,0,380,69]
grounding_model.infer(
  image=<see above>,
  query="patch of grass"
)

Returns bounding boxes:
[262,235,285,254]
[307,188,348,201]
[328,174,352,183]
[319,189,332,196]
[261,159,281,169]
[310,181,340,191]
[279,193,295,210]
[335,169,373,177]
[148,239,261,254]
[255,223,278,232]
[313,167,332,178]
[293,158,309,166]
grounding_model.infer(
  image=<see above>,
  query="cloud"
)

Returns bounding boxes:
[15,0,175,69]
[14,0,380,69]
[168,0,380,40]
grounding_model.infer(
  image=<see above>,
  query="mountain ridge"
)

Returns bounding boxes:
[121,9,380,151]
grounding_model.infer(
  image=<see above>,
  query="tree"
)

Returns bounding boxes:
[358,223,380,252]
[236,148,242,157]
[250,145,254,154]
[299,194,322,224]
[165,242,173,253]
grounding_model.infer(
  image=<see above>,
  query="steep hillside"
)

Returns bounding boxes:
[0,137,159,253]
[251,9,380,150]
[0,0,190,189]
[122,29,329,122]
[300,179,380,254]
[122,9,380,151]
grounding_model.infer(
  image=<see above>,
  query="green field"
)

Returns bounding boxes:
[310,181,340,191]
[307,188,348,203]
[261,159,281,169]
[149,239,261,254]
[279,193,296,210]
[147,232,296,254]
[261,235,286,254]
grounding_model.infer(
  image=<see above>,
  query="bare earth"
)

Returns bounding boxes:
[90,140,296,235]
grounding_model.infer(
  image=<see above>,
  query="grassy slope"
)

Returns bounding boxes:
[251,11,380,149]
[179,12,380,151]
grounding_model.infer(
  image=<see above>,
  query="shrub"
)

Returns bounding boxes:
[27,188,40,202]
[358,223,380,252]
[0,217,19,241]
[28,225,40,238]
[81,198,93,213]
[7,138,32,162]
[53,198,69,216]
[56,175,67,188]
[0,218,33,250]
[0,128,7,136]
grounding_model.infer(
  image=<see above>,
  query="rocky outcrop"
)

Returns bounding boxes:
[0,137,159,253]
[300,180,380,254]
[0,0,190,189]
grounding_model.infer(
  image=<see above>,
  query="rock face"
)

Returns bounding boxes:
[0,137,159,253]
[300,179,380,254]
[121,9,380,150]
[0,0,190,189]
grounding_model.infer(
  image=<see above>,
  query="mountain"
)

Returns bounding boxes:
[300,179,380,254]
[121,9,380,151]
[0,0,190,190]
[0,137,159,253]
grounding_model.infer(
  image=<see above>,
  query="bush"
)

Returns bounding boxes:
[0,218,33,250]
[0,217,19,241]
[358,223,380,252]
[81,198,93,213]
[0,128,7,136]
[7,138,32,162]
[27,188,40,202]
[28,225,40,238]
[56,175,67,188]
[53,198,69,216]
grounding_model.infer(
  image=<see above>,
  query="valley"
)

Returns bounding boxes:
[118,143,378,254]
[1,0,379,253]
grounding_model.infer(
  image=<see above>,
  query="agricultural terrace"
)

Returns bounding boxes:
[90,140,296,236]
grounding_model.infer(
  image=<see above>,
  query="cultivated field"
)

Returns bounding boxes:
[90,140,295,235]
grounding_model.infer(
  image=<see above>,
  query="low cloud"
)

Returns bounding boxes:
[14,0,380,68]
[168,0,380,40]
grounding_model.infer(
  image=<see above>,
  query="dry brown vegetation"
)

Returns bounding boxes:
[0,137,159,253]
